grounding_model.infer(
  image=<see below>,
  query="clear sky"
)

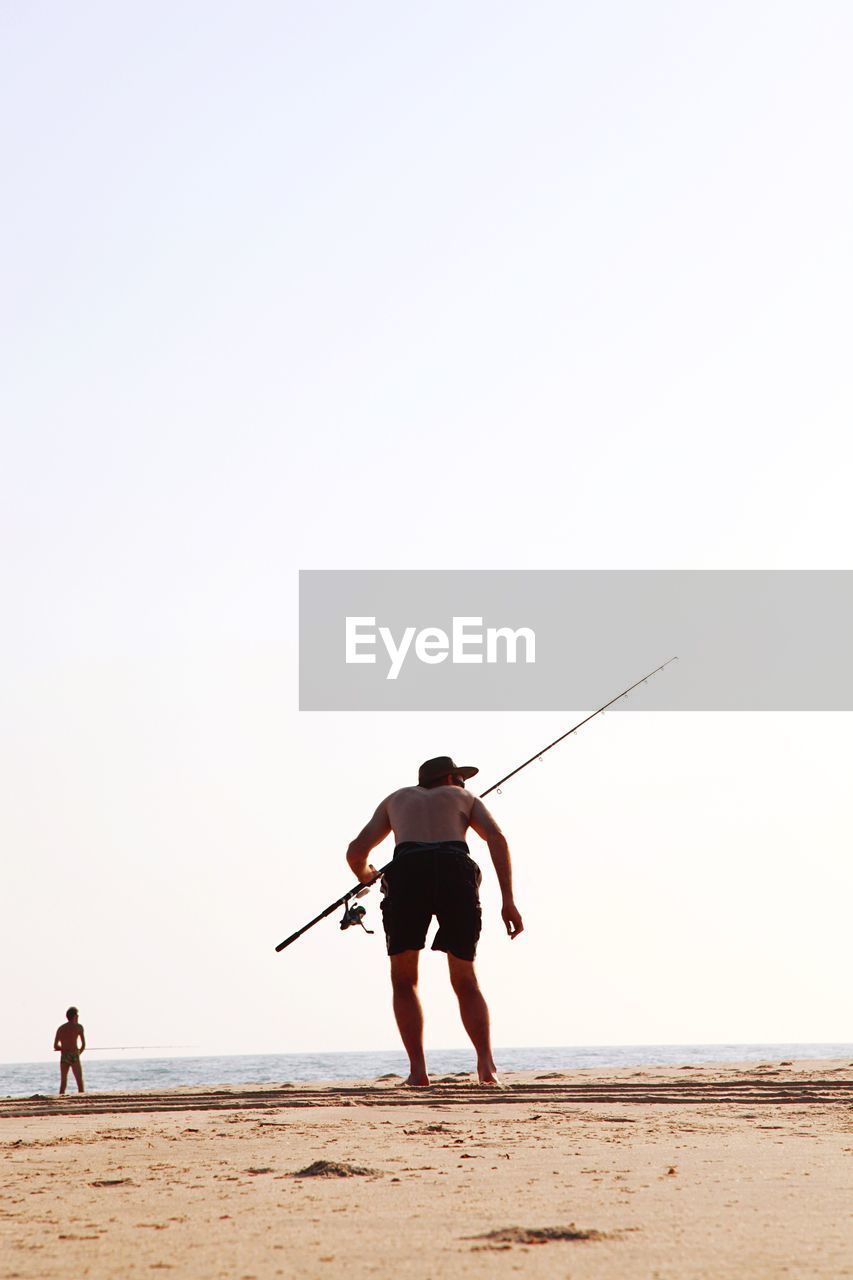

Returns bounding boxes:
[2,2,851,1063]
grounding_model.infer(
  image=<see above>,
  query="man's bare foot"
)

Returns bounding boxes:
[405,1073,431,1087]
[477,1060,502,1086]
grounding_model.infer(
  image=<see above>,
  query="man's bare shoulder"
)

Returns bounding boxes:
[469,794,504,834]
[384,785,421,803]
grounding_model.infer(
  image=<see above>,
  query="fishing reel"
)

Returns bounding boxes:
[339,899,374,935]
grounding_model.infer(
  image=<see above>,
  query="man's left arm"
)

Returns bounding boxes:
[469,798,524,939]
[346,801,392,884]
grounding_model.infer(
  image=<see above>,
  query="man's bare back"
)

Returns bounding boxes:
[381,784,501,845]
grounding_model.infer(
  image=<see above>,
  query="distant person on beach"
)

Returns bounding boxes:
[54,1007,86,1094]
[346,756,523,1087]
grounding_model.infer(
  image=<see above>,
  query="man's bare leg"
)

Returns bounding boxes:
[390,951,429,1086]
[59,1063,69,1096]
[447,955,499,1084]
[71,1060,85,1093]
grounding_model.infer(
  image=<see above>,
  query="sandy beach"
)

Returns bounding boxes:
[2,1060,851,1279]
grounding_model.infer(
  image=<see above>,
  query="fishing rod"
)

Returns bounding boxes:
[86,1045,199,1051]
[274,656,677,953]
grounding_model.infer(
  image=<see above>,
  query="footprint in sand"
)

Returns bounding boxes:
[290,1160,380,1178]
[468,1224,606,1247]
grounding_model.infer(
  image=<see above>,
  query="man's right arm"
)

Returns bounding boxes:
[346,800,392,884]
[469,799,524,940]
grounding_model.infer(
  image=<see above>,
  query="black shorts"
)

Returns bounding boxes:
[380,841,483,962]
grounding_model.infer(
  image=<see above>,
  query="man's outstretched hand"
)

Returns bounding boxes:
[502,900,524,939]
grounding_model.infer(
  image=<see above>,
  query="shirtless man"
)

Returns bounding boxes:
[54,1006,86,1094]
[346,756,523,1086]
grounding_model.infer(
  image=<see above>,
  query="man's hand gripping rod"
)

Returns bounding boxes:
[274,657,677,952]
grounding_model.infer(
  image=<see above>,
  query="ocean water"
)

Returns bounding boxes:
[2,1044,850,1100]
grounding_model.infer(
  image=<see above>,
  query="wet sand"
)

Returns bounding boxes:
[2,1061,851,1278]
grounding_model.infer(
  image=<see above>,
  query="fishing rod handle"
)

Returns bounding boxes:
[274,864,391,952]
[275,931,303,953]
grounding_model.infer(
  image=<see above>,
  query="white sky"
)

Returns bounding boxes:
[2,2,851,1064]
